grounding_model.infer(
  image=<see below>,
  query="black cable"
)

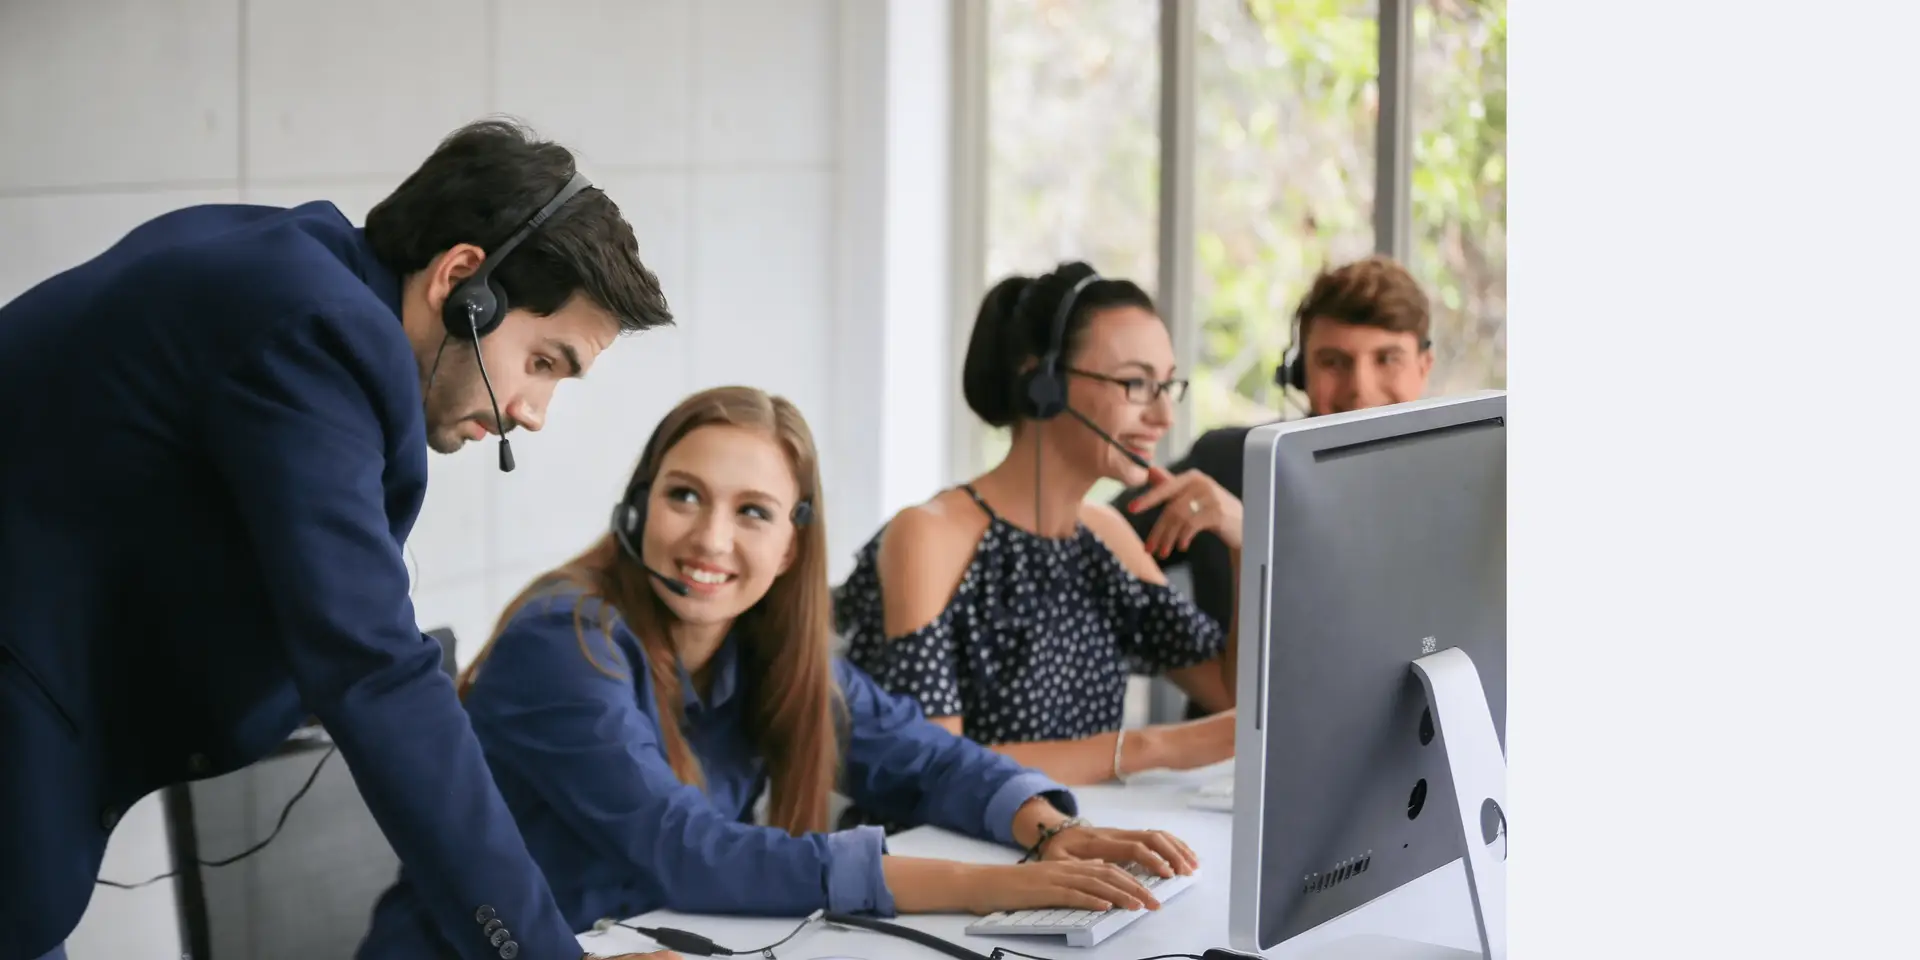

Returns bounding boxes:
[425,332,451,397]
[95,744,337,890]
[823,913,991,960]
[988,949,1203,960]
[1034,419,1044,537]
[599,910,819,958]
[601,908,1215,960]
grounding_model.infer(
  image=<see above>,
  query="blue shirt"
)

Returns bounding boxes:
[0,201,581,960]
[359,585,1074,953]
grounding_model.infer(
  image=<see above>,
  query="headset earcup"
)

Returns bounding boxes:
[635,485,654,531]
[442,281,500,340]
[792,500,814,527]
[610,494,650,562]
[479,278,511,337]
[1287,355,1307,391]
[1021,367,1066,420]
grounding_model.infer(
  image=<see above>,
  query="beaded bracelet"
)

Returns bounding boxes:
[1023,815,1091,862]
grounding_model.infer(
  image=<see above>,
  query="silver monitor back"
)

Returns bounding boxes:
[1229,391,1507,954]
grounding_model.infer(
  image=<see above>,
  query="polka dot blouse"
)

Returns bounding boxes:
[836,485,1226,746]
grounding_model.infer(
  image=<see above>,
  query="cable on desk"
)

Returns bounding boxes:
[822,913,993,960]
[596,908,1225,960]
[95,744,337,890]
[987,949,1203,960]
[595,909,822,958]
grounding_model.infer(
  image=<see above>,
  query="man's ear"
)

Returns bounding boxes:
[425,244,488,316]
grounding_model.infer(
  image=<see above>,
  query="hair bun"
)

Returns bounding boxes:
[962,261,1143,428]
[961,275,1032,427]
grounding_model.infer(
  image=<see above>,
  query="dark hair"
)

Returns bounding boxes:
[1293,255,1430,348]
[365,117,672,334]
[961,261,1157,427]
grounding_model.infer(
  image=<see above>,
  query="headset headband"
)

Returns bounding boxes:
[1041,272,1102,371]
[469,171,592,288]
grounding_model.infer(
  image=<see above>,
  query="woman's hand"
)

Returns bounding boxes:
[1127,465,1245,554]
[1039,823,1200,879]
[959,861,1165,915]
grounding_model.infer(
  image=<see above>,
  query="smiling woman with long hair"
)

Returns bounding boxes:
[355,386,1200,955]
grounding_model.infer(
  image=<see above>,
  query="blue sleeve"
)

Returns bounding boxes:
[466,600,898,918]
[835,659,1075,845]
[201,311,579,960]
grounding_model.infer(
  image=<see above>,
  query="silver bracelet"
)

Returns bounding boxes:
[1112,728,1128,781]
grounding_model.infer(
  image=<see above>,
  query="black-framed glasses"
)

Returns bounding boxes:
[1066,367,1189,404]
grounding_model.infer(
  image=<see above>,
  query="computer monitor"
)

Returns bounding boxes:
[1229,391,1507,960]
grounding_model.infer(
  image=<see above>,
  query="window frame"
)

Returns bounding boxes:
[948,0,1418,482]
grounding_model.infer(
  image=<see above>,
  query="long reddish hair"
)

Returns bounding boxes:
[457,386,842,835]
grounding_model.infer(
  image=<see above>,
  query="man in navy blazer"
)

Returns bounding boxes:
[0,120,681,960]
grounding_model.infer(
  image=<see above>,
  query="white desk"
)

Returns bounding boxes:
[577,766,1483,959]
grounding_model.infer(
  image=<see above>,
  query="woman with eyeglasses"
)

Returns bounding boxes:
[836,261,1245,790]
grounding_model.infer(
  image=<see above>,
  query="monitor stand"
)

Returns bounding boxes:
[1408,647,1507,960]
[1246,649,1505,960]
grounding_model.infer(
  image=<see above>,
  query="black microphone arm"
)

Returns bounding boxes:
[466,324,516,474]
[610,519,693,597]
[1063,405,1152,470]
[646,565,691,597]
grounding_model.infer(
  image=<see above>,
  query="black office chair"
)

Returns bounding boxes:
[428,626,460,682]
[164,628,462,959]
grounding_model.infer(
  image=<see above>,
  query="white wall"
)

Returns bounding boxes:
[0,0,952,955]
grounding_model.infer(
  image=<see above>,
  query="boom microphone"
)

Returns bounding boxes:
[609,506,692,597]
[1063,405,1152,470]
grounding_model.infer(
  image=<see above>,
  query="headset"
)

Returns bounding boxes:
[610,416,815,598]
[439,169,595,472]
[1276,308,1310,393]
[1002,268,1151,540]
[1273,306,1434,409]
[1017,271,1103,422]
[1012,270,1150,469]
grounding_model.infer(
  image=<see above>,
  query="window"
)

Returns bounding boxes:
[1190,0,1381,433]
[976,0,1160,474]
[960,0,1507,470]
[1411,0,1506,394]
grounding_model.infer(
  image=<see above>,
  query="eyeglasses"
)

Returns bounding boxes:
[1066,368,1190,405]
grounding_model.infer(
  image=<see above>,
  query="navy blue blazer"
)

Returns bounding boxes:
[358,585,1074,956]
[0,202,579,960]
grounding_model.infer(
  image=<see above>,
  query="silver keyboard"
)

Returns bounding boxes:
[964,861,1199,948]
